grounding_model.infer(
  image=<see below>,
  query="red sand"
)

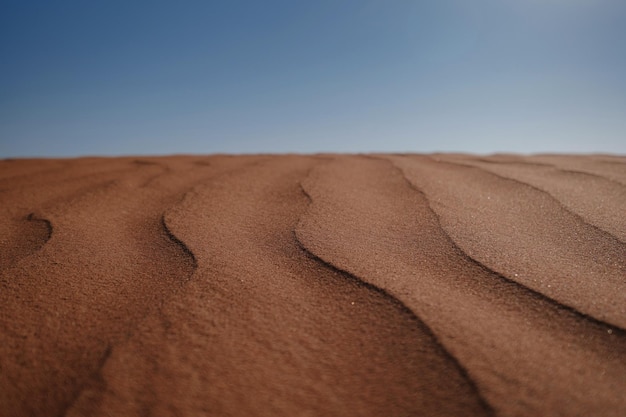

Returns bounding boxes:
[0,154,624,417]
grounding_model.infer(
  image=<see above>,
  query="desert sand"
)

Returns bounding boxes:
[0,153,624,417]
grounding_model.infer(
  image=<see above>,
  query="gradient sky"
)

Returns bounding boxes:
[1,0,625,157]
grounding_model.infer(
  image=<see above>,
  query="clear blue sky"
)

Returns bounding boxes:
[1,0,625,157]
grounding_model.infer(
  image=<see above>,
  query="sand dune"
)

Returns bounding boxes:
[0,154,624,417]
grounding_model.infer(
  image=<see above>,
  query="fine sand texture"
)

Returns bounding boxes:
[0,154,624,417]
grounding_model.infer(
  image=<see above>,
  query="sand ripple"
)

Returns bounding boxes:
[0,154,624,417]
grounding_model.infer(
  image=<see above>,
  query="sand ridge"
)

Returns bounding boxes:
[0,154,624,417]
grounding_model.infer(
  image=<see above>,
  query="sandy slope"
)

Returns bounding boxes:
[0,154,624,417]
